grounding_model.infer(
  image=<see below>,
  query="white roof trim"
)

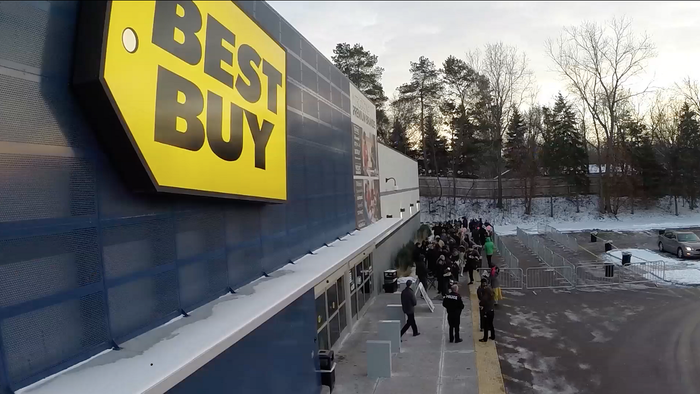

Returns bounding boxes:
[18,218,404,394]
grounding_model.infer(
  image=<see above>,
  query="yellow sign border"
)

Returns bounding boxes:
[72,0,287,203]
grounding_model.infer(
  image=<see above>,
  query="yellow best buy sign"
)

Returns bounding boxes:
[73,0,287,202]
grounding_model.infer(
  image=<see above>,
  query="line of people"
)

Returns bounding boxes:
[413,218,498,297]
[409,217,501,343]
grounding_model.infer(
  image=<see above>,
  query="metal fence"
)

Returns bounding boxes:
[420,176,601,199]
[477,267,524,289]
[624,261,666,283]
[517,228,577,285]
[575,263,623,287]
[491,228,670,290]
[525,266,576,289]
[538,224,579,252]
[492,231,520,269]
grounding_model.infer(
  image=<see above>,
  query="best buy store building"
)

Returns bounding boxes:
[0,1,420,393]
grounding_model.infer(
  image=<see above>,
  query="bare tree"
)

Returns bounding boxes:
[467,43,533,208]
[675,77,700,113]
[545,16,656,213]
[648,91,683,215]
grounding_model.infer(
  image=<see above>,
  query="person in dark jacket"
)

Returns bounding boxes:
[478,279,496,342]
[432,224,443,239]
[400,280,420,337]
[427,244,440,276]
[416,254,428,290]
[436,256,449,297]
[449,249,460,282]
[479,226,488,246]
[466,248,481,284]
[412,242,422,265]
[472,226,481,246]
[442,284,465,343]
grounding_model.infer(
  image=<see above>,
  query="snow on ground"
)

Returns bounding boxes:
[421,195,700,235]
[603,248,700,285]
[605,249,678,264]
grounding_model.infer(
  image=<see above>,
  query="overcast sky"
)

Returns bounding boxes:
[268,1,700,107]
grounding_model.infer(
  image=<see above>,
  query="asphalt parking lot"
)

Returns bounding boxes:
[496,228,700,394]
[496,284,700,394]
[570,227,700,257]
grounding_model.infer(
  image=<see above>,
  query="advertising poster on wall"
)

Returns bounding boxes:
[350,84,381,229]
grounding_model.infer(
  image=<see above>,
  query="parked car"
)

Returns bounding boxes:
[658,230,700,259]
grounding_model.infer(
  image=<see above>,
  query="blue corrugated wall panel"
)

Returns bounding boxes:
[0,0,353,391]
[166,289,321,394]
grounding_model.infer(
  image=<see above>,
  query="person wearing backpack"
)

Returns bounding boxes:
[484,237,495,267]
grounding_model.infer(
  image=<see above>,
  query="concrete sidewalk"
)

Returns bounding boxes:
[332,277,478,394]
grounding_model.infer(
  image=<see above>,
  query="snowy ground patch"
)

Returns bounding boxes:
[421,195,700,235]
[603,248,700,285]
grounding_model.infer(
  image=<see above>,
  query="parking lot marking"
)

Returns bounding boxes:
[682,288,698,297]
[578,243,604,260]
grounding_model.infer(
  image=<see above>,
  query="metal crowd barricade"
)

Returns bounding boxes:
[525,266,575,289]
[492,231,520,269]
[575,263,622,287]
[477,267,524,290]
[540,224,579,252]
[518,227,578,288]
[623,261,666,283]
[518,227,672,290]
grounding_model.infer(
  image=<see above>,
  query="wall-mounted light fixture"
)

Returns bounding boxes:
[416,199,420,211]
[385,177,399,218]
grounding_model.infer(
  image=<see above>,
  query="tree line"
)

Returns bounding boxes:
[331,17,700,216]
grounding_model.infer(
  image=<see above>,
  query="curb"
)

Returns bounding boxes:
[469,285,506,394]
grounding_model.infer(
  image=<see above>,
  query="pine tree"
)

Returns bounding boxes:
[451,108,483,178]
[551,94,589,200]
[677,103,700,209]
[397,56,443,175]
[423,113,449,176]
[624,117,665,202]
[540,106,561,176]
[504,106,527,173]
[389,117,410,155]
[332,43,389,142]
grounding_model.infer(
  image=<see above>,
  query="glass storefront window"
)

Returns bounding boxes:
[316,293,327,330]
[350,268,356,292]
[317,325,329,351]
[339,305,347,331]
[337,276,345,304]
[351,292,358,317]
[329,314,340,347]
[355,264,363,288]
[326,283,338,315]
[357,286,365,311]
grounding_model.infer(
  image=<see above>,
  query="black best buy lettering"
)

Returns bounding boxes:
[151,0,282,169]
